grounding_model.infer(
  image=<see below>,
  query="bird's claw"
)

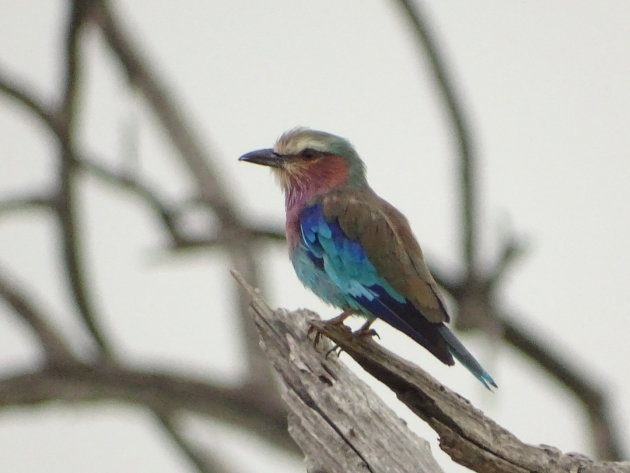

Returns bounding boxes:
[325,344,343,359]
[307,322,326,348]
[307,319,380,359]
[355,327,380,340]
[323,328,379,358]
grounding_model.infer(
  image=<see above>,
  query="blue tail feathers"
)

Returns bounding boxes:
[438,326,497,390]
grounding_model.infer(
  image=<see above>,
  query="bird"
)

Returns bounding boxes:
[239,127,496,389]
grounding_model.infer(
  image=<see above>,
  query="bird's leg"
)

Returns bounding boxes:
[322,318,379,358]
[324,344,344,359]
[353,317,380,339]
[309,308,356,351]
[310,311,378,358]
[327,308,356,325]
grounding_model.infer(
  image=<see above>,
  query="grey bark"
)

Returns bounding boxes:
[233,271,444,473]
[234,271,630,473]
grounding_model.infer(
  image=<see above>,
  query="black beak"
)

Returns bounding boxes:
[238,148,284,168]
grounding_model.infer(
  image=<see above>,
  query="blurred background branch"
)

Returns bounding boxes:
[1,1,292,470]
[392,0,624,461]
[92,0,279,401]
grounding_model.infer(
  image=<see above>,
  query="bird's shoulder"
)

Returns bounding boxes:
[314,188,449,323]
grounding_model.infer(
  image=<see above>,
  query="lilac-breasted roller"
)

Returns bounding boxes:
[239,128,496,389]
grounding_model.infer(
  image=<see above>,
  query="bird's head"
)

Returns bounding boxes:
[239,128,367,198]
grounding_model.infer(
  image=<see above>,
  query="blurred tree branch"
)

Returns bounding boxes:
[392,0,625,460]
[392,0,479,276]
[0,69,64,136]
[155,413,239,473]
[0,362,292,452]
[0,265,76,365]
[56,0,113,357]
[63,2,226,470]
[0,1,291,471]
[0,194,53,216]
[91,0,279,402]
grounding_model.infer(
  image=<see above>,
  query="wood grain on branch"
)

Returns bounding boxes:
[234,271,630,473]
[233,270,445,473]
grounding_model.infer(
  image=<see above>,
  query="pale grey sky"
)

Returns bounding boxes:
[1,1,629,472]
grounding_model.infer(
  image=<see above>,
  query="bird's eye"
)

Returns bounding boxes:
[300,148,318,160]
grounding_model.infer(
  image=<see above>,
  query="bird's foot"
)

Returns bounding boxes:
[310,316,379,359]
[324,344,343,359]
[354,318,379,339]
[308,323,349,349]
[308,309,355,347]
[353,327,380,340]
[327,309,356,325]
[322,327,380,358]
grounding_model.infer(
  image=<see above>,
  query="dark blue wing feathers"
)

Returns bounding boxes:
[298,205,447,356]
[297,204,496,389]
